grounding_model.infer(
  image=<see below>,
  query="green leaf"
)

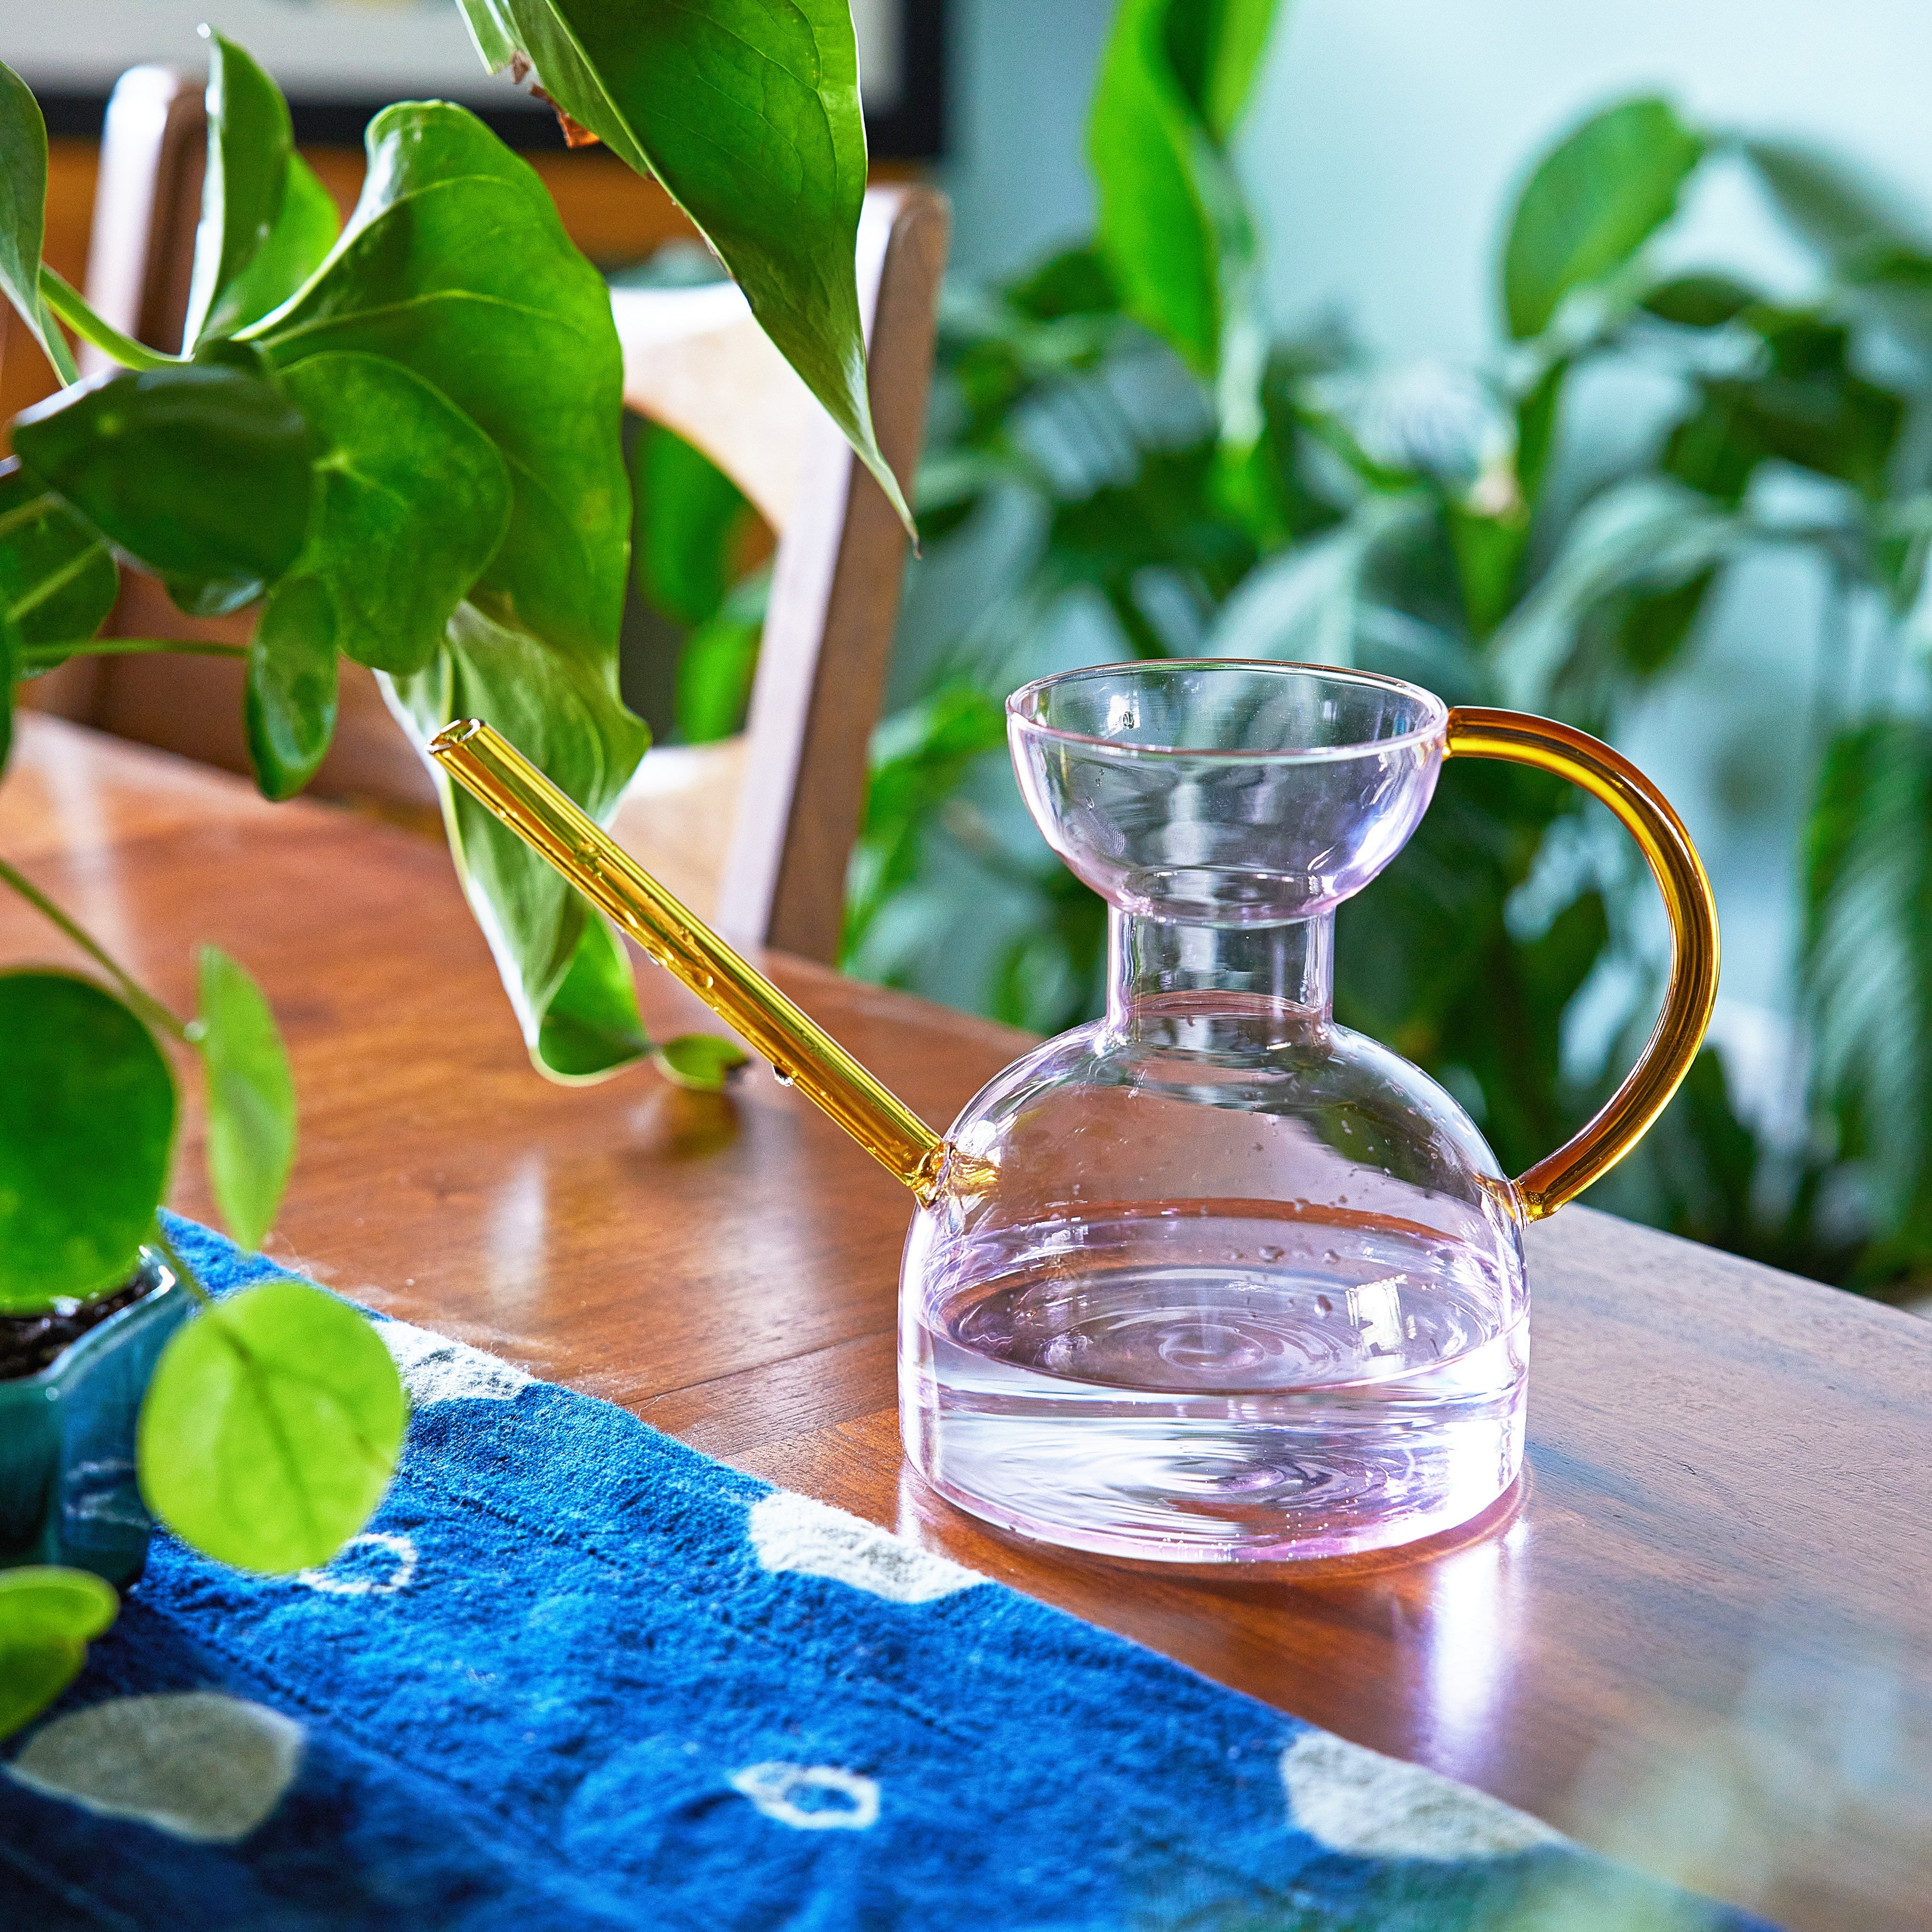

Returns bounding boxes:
[387,599,652,1080]
[1489,477,1743,708]
[0,61,77,385]
[651,1032,750,1092]
[0,602,16,773]
[1803,720,1932,1257]
[245,573,340,800]
[1663,310,1903,506]
[449,0,910,532]
[1089,0,1254,377]
[254,104,624,665]
[0,972,177,1312]
[1741,139,1927,272]
[632,421,751,629]
[182,32,295,346]
[1162,0,1282,145]
[534,914,649,1081]
[11,364,314,604]
[1640,273,1759,329]
[0,458,118,649]
[675,569,768,744]
[0,1567,118,1743]
[275,353,513,677]
[1501,97,1705,340]
[206,155,341,339]
[138,1278,406,1574]
[194,946,297,1250]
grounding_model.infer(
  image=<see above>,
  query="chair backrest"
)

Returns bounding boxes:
[28,64,949,966]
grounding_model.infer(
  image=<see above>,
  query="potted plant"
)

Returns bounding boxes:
[0,913,406,1738]
[0,0,911,1737]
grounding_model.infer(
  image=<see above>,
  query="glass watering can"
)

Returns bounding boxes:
[431,660,1717,1564]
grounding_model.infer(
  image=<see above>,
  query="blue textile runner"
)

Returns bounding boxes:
[0,1218,1775,1930]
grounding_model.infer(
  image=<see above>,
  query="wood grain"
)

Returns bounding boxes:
[1,714,1926,1932]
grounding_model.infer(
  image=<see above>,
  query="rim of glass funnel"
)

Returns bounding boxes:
[1006,658,1451,764]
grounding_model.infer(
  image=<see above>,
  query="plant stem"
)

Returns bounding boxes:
[38,267,179,376]
[17,638,250,672]
[0,854,193,1044]
[146,1218,213,1309]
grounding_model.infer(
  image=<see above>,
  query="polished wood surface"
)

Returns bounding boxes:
[1,715,1926,1932]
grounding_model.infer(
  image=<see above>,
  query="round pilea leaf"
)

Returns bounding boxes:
[0,972,177,1312]
[138,1279,408,1574]
[0,1567,119,1742]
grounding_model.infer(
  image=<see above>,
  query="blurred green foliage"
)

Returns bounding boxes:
[845,0,1932,1303]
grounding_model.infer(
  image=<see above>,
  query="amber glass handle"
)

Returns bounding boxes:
[1443,707,1719,1220]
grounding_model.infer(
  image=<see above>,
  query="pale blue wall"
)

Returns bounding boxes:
[937,0,1932,1069]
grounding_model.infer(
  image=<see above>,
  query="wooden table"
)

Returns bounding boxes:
[3,715,1927,1932]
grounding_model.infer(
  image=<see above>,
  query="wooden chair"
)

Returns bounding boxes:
[25,65,949,964]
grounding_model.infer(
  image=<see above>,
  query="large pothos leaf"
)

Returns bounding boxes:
[0,458,116,650]
[207,155,340,341]
[10,363,315,612]
[241,348,512,798]
[1502,97,1705,340]
[0,61,75,384]
[182,31,296,346]
[249,103,626,664]
[386,600,653,1081]
[451,0,910,533]
[1803,720,1932,1269]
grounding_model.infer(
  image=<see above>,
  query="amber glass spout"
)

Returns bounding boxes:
[427,720,953,1205]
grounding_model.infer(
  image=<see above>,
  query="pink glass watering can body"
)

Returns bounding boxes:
[898,661,1717,1564]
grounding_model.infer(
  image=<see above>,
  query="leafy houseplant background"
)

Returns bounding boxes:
[834,0,1932,1304]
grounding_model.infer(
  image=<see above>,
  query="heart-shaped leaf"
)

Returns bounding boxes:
[450,0,910,532]
[0,1568,118,1742]
[0,972,177,1312]
[275,352,513,676]
[252,103,625,665]
[0,457,118,649]
[206,153,340,341]
[194,946,297,1251]
[138,1279,407,1574]
[385,599,652,1080]
[1501,97,1706,340]
[0,61,76,385]
[11,363,314,602]
[182,31,296,346]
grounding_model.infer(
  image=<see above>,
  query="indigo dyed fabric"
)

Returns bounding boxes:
[0,1219,1776,1930]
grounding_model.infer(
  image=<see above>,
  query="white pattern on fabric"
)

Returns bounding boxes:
[375,1318,532,1406]
[748,1491,984,1604]
[1281,1731,1564,1859]
[728,1762,881,1831]
[6,1692,303,1843]
[297,1531,419,1597]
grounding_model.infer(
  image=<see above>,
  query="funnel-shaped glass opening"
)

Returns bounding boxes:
[1008,660,1448,923]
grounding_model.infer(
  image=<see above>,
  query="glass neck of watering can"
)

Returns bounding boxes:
[1105,909,1334,1051]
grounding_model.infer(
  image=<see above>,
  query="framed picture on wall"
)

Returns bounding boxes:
[14,0,946,158]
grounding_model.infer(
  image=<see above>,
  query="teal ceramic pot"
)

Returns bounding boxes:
[0,1252,193,1589]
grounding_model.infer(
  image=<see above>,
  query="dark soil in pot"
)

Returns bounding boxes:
[0,1275,151,1381]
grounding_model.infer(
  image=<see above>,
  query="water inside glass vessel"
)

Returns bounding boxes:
[903,1205,1526,1562]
